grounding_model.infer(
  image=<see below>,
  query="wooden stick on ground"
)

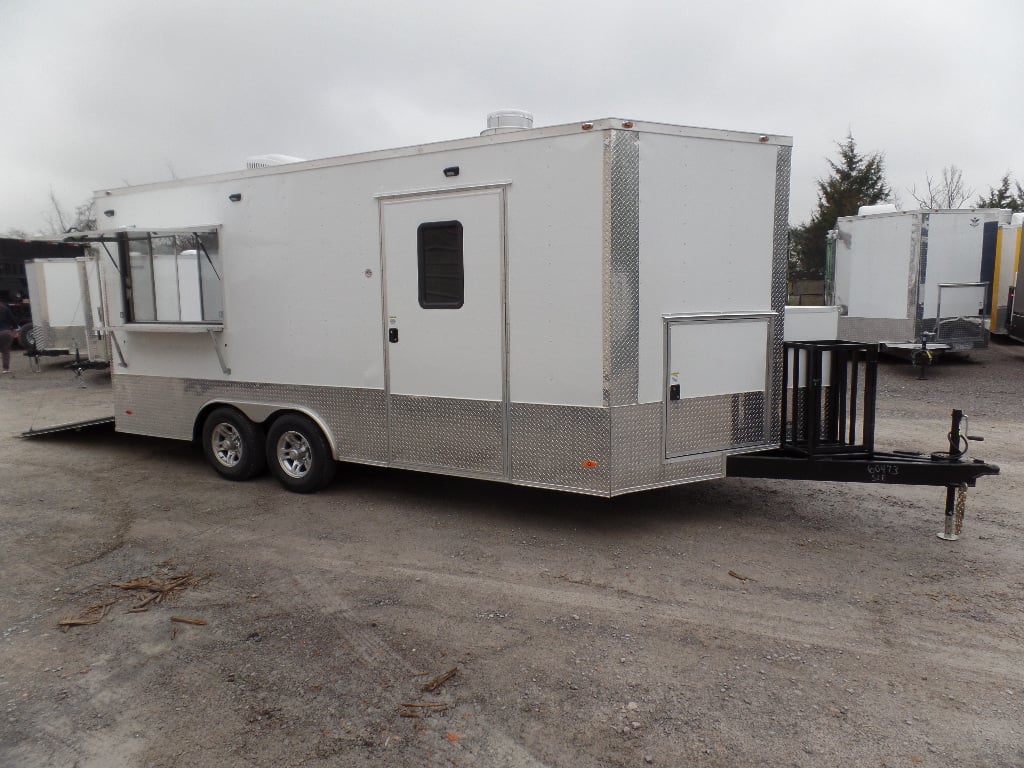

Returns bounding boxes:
[421,667,458,693]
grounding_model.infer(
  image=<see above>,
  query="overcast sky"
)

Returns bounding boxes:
[1,0,1021,234]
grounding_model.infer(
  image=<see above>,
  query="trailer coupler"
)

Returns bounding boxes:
[726,410,999,539]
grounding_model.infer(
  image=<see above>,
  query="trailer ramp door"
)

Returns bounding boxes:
[664,313,773,460]
[380,187,507,477]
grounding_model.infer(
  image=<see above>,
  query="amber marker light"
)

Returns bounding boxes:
[621,121,634,128]
[758,135,770,142]
[581,460,598,468]
[581,122,594,130]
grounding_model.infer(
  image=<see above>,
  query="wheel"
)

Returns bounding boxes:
[201,407,266,481]
[265,413,336,494]
[17,322,33,350]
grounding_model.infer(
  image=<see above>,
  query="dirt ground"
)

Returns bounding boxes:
[1,342,1022,768]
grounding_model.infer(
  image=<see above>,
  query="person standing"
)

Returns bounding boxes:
[0,300,16,374]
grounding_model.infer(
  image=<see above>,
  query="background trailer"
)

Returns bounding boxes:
[74,117,793,495]
[989,212,1022,335]
[22,255,108,362]
[997,214,1023,341]
[831,207,1011,354]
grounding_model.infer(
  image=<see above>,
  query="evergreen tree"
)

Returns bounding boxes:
[791,134,891,280]
[974,173,1024,213]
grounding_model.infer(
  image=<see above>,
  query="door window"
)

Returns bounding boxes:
[417,221,464,309]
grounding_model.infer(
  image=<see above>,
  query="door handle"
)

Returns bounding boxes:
[389,328,399,343]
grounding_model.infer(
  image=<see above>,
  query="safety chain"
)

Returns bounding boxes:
[954,482,968,535]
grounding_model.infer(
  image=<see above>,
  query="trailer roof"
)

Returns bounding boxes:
[94,118,792,198]
[836,207,1010,223]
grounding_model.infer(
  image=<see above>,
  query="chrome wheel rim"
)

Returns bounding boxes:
[211,423,243,467]
[276,430,312,478]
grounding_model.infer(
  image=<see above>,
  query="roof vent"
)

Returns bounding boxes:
[480,110,534,136]
[1011,212,1024,227]
[245,154,306,170]
[858,203,899,216]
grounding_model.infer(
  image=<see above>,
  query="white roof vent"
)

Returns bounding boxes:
[245,154,306,170]
[858,203,899,216]
[480,110,534,136]
[1011,212,1024,227]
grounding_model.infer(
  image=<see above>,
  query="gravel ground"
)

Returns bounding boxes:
[1,341,1022,768]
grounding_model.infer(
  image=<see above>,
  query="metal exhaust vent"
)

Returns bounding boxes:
[245,154,307,170]
[480,110,534,136]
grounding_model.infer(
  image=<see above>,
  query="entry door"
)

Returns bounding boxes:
[380,188,506,475]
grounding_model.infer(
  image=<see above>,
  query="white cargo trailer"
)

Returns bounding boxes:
[831,207,1011,353]
[23,255,108,363]
[65,117,793,495]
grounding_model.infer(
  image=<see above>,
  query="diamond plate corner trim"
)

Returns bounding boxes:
[611,402,728,492]
[604,129,641,408]
[769,146,792,443]
[390,395,504,474]
[112,374,388,462]
[509,403,611,493]
[910,212,926,325]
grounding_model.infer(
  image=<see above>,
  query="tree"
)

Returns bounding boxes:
[974,173,1024,213]
[42,189,96,235]
[791,134,891,280]
[909,165,973,209]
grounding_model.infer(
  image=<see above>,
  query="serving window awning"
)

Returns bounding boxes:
[38,225,221,244]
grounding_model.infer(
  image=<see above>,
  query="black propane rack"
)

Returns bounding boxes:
[727,341,999,538]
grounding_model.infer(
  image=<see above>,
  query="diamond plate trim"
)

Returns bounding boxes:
[915,213,928,319]
[604,130,641,407]
[509,403,610,493]
[112,375,388,462]
[112,375,759,496]
[665,392,767,457]
[390,395,504,474]
[769,146,792,442]
[29,323,90,354]
[611,402,730,492]
[838,317,918,345]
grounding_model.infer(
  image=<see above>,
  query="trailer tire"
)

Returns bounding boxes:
[202,407,266,481]
[17,322,33,350]
[266,414,337,494]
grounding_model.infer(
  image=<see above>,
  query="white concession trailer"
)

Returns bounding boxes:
[71,117,792,494]
[831,207,1011,353]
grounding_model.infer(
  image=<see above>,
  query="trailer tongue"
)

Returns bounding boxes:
[726,341,999,540]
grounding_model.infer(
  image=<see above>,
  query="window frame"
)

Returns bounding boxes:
[117,227,223,325]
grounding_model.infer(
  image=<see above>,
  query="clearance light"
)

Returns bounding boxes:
[758,135,770,143]
[581,123,594,131]
[621,121,634,129]
[581,460,598,468]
